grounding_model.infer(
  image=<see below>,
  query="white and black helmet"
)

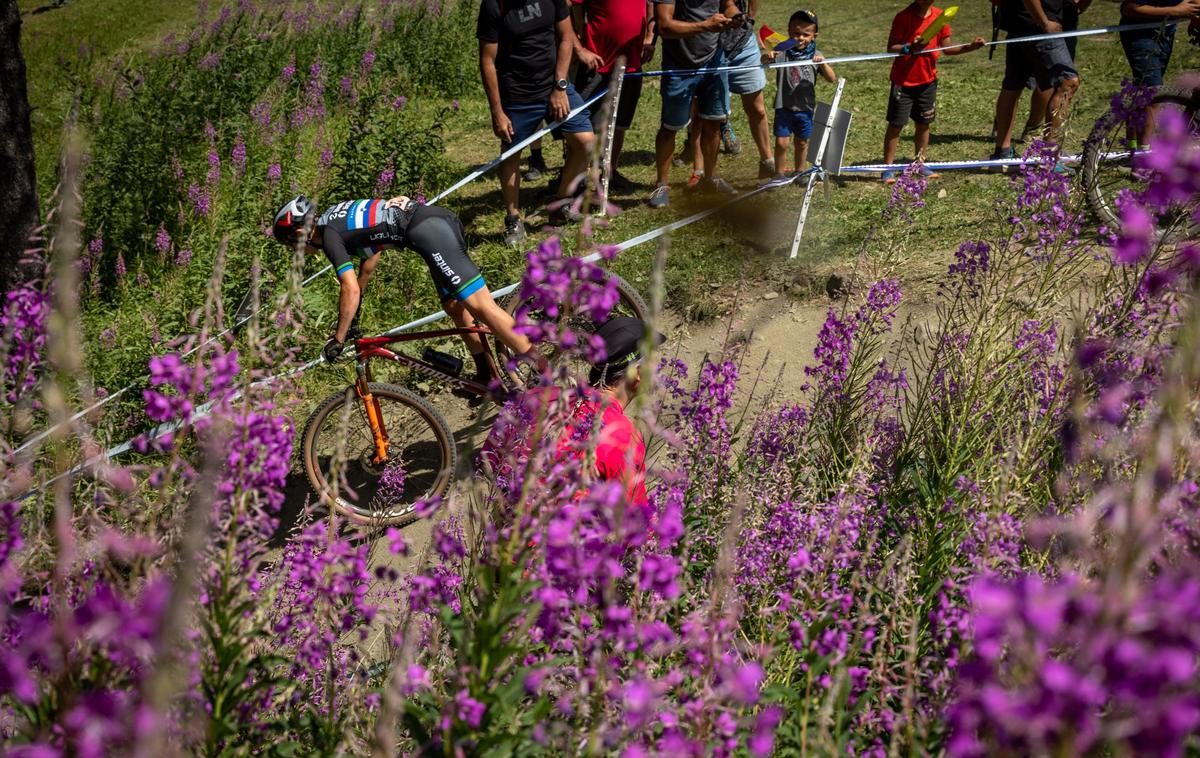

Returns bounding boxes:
[272,194,313,244]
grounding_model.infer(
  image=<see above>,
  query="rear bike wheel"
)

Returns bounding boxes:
[301,382,457,527]
[1083,86,1199,234]
[498,271,649,379]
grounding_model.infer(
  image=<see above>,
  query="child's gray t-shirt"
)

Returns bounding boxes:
[774,46,820,112]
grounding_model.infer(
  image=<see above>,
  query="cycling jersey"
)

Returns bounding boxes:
[316,200,486,302]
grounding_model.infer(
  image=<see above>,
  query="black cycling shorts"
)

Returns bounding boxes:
[403,205,486,303]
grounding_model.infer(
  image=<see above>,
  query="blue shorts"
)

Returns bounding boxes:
[1121,28,1175,88]
[661,50,729,131]
[727,34,767,95]
[774,108,813,139]
[502,83,594,147]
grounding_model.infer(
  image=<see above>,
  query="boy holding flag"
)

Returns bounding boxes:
[881,1,984,184]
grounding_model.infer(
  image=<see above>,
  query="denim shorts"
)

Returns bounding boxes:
[773,108,813,139]
[501,83,594,147]
[1121,28,1175,88]
[661,50,729,130]
[727,34,767,95]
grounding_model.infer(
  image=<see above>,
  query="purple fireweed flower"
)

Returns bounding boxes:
[198,51,219,70]
[175,247,192,267]
[375,161,395,194]
[231,140,246,178]
[115,252,127,279]
[360,49,376,73]
[1,286,49,402]
[454,690,485,729]
[391,95,407,110]
[267,163,282,182]
[281,57,296,81]
[154,225,171,255]
[319,146,333,167]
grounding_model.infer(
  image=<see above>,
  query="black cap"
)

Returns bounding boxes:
[590,316,665,384]
[790,9,818,31]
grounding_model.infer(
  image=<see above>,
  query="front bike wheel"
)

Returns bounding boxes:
[498,272,649,377]
[1083,86,1199,233]
[301,382,457,527]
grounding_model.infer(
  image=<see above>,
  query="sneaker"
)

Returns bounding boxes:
[881,170,898,185]
[721,123,742,155]
[685,170,706,190]
[648,184,670,208]
[1052,163,1076,177]
[701,176,737,195]
[758,158,777,179]
[919,166,940,180]
[548,198,582,226]
[523,152,547,182]
[503,214,527,247]
[988,146,1016,173]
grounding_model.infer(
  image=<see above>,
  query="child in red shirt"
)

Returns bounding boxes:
[881,0,984,184]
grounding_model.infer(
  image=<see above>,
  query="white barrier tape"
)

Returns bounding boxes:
[840,152,1088,173]
[632,20,1177,79]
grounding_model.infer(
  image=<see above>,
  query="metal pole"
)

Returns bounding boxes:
[599,59,627,213]
[789,77,845,259]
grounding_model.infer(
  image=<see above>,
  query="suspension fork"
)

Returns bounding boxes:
[355,359,389,464]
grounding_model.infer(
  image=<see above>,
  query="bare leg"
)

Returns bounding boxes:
[1025,88,1051,139]
[993,88,1021,150]
[774,136,791,174]
[742,91,771,162]
[883,123,904,165]
[1045,76,1080,144]
[794,137,810,171]
[611,128,627,169]
[690,118,703,174]
[445,300,487,355]
[460,286,532,356]
[699,118,721,179]
[557,130,595,199]
[499,153,522,217]
[655,126,678,185]
[914,122,931,161]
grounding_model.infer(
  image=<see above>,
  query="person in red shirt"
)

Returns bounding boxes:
[560,315,662,511]
[480,316,662,515]
[571,1,657,192]
[880,0,984,184]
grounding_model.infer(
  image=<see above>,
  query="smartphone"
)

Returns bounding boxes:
[729,12,746,25]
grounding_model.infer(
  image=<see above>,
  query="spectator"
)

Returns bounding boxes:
[989,0,1080,171]
[1119,0,1200,146]
[722,0,776,179]
[1003,0,1089,144]
[881,0,985,184]
[648,0,742,208]
[571,1,658,193]
[762,10,835,177]
[478,0,598,247]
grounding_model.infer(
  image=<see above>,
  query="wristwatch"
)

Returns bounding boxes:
[554,78,569,91]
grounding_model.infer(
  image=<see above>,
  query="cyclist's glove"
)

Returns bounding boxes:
[321,337,345,364]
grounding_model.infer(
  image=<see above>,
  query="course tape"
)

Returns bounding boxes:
[841,152,1086,173]
[17,173,802,500]
[631,20,1178,79]
[16,17,1166,461]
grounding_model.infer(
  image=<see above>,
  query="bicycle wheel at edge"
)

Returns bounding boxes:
[1083,87,1199,233]
[301,382,457,527]
[498,272,650,372]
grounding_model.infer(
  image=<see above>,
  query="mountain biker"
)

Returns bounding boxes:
[272,195,539,385]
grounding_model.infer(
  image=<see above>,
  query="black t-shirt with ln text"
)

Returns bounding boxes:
[477,0,569,104]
